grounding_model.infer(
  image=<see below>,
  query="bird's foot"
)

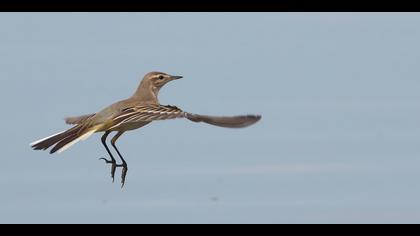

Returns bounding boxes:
[99,158,127,186]
[99,157,121,183]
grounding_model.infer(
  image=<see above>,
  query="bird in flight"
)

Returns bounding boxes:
[30,72,261,187]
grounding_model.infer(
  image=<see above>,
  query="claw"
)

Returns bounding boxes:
[121,164,128,188]
[99,157,112,163]
[111,164,117,183]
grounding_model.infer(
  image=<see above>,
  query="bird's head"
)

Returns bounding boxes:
[133,71,183,102]
[143,72,183,91]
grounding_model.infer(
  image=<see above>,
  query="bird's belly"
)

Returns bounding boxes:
[110,121,150,132]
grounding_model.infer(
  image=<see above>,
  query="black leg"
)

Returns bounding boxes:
[99,131,118,182]
[111,131,127,188]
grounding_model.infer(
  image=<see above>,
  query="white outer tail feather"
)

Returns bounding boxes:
[56,129,97,153]
[29,130,66,147]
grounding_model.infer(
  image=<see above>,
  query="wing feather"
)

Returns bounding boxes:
[65,113,96,125]
[108,104,261,130]
[109,104,187,130]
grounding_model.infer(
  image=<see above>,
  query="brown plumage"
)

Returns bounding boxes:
[30,72,262,187]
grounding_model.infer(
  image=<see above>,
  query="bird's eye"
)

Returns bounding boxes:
[158,75,164,80]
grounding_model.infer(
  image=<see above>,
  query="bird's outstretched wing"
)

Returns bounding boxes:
[109,104,261,129]
[185,113,261,128]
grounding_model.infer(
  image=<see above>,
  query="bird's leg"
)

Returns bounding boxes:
[111,131,128,188]
[99,131,119,182]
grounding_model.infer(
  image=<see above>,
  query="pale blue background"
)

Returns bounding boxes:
[1,13,420,223]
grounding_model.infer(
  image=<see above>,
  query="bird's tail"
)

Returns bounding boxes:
[30,124,100,154]
[186,113,261,128]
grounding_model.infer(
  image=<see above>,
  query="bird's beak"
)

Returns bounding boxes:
[170,75,183,80]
